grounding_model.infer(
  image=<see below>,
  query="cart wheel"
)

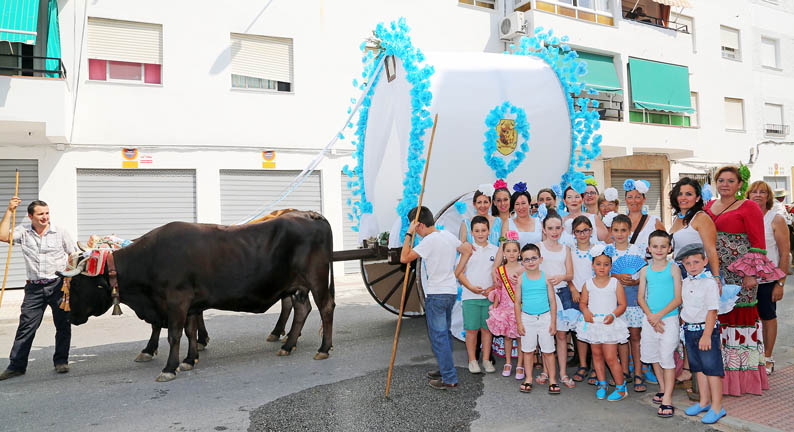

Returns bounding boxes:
[361,259,424,317]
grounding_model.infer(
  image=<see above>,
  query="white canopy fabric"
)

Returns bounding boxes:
[650,0,693,8]
[357,51,573,241]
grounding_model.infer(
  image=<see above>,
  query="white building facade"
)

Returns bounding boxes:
[1,0,793,286]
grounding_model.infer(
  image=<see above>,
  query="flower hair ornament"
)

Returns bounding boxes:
[604,187,618,202]
[571,178,587,194]
[551,184,563,197]
[590,243,617,259]
[623,179,650,194]
[513,182,528,193]
[504,230,520,246]
[477,183,495,197]
[537,203,548,221]
[454,201,467,215]
[494,179,508,190]
[584,176,598,187]
[602,211,619,227]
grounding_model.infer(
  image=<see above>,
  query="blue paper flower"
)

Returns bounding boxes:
[702,184,714,202]
[552,184,563,197]
[513,182,528,193]
[572,178,587,194]
[623,179,636,192]
[537,203,548,220]
[454,201,467,215]
[604,244,616,257]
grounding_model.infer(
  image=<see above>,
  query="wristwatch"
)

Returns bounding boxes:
[777,280,785,287]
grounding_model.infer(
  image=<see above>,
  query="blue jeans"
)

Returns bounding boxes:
[425,294,457,385]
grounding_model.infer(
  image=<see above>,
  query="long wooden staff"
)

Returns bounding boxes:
[385,113,438,397]
[0,169,19,309]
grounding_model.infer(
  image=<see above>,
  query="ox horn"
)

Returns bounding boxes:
[59,257,89,278]
[77,241,89,252]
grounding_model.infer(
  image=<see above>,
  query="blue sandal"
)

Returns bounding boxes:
[596,381,608,400]
[608,383,628,401]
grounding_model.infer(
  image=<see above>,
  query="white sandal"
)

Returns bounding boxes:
[765,356,775,375]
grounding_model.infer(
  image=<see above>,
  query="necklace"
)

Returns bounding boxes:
[677,211,687,219]
[574,245,591,259]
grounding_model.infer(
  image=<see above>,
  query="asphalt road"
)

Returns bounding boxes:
[1,275,789,431]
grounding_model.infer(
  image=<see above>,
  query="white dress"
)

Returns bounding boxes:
[575,277,629,344]
[540,242,580,331]
[508,217,542,249]
[570,244,595,293]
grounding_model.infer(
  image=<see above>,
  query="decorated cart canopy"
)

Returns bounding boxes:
[342,19,604,243]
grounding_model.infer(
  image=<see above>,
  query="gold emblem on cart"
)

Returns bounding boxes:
[496,119,517,156]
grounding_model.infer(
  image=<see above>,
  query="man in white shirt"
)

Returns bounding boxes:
[401,206,468,390]
[0,198,76,380]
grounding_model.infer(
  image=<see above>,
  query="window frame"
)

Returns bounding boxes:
[724,97,745,132]
[760,37,780,70]
[458,0,498,11]
[719,25,742,62]
[88,58,162,85]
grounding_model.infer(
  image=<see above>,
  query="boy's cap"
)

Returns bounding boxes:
[676,243,705,262]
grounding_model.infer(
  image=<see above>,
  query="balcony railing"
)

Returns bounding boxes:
[765,124,790,136]
[573,91,624,122]
[622,9,689,33]
[0,53,66,79]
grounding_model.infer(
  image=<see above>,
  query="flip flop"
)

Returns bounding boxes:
[561,375,576,389]
[633,375,647,393]
[658,404,674,418]
[572,367,589,382]
[548,383,561,394]
[519,382,533,393]
[652,392,664,404]
[587,370,598,386]
[535,372,549,385]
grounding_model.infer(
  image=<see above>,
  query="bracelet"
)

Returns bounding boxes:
[609,313,616,321]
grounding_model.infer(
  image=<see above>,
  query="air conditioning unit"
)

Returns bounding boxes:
[500,12,527,41]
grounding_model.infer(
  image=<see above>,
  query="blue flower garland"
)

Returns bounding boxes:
[483,102,530,178]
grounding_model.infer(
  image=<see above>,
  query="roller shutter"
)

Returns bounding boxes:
[341,173,361,273]
[610,170,663,219]
[230,33,293,83]
[219,170,321,225]
[76,169,196,241]
[0,160,38,288]
[87,17,163,64]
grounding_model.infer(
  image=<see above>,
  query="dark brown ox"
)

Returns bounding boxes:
[60,211,335,381]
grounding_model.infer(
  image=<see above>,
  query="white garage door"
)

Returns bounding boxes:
[0,160,38,288]
[610,170,663,219]
[76,169,197,241]
[341,173,361,274]
[219,170,322,225]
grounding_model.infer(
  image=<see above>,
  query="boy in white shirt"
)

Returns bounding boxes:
[678,244,726,425]
[455,216,498,374]
[401,206,468,390]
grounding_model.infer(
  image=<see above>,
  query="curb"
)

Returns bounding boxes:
[718,415,784,432]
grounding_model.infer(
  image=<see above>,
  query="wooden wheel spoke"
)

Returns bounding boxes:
[402,271,416,309]
[381,275,406,305]
[367,266,401,286]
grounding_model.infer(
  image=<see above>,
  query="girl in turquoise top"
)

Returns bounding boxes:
[638,230,683,418]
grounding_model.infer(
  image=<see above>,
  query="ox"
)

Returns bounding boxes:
[60,211,335,381]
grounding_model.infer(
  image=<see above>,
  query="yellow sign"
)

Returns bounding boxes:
[496,119,517,156]
[122,148,138,169]
[262,150,276,169]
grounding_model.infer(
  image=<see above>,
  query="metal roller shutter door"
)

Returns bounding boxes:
[0,160,38,288]
[610,170,663,219]
[76,169,196,241]
[341,173,361,273]
[219,170,321,225]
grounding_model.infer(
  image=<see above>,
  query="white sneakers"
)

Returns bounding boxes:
[469,360,497,374]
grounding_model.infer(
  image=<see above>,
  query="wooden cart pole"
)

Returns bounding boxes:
[0,169,19,309]
[385,113,438,397]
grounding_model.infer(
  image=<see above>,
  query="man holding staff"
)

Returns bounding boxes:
[0,197,76,380]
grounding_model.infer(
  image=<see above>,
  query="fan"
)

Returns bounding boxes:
[611,254,648,275]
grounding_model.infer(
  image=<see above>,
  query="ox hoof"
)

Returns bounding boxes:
[276,349,291,357]
[266,334,281,342]
[313,352,329,360]
[134,352,155,362]
[178,362,194,372]
[197,343,206,352]
[155,372,176,382]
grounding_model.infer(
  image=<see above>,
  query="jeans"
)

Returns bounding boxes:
[425,294,457,385]
[8,279,71,372]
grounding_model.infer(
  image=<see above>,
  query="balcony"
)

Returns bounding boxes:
[599,120,696,159]
[0,55,69,144]
[621,9,689,33]
[764,123,790,137]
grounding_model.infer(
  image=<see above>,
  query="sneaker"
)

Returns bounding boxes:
[426,370,442,380]
[54,364,69,374]
[701,408,726,424]
[428,378,458,390]
[685,403,711,416]
[483,361,496,373]
[644,368,658,384]
[468,360,481,374]
[0,369,25,381]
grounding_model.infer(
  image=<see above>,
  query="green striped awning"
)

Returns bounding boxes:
[629,58,694,113]
[0,0,40,44]
[577,52,622,94]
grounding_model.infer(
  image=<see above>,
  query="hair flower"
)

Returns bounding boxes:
[589,244,606,258]
[494,179,508,190]
[584,176,597,187]
[454,201,467,215]
[537,203,548,220]
[623,179,636,192]
[551,184,563,197]
[702,184,714,202]
[603,244,617,257]
[506,230,520,241]
[602,211,618,227]
[635,180,650,194]
[572,178,587,194]
[604,187,618,202]
[513,182,528,193]
[477,183,495,197]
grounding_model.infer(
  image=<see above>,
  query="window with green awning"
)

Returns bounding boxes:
[0,0,41,44]
[628,58,694,113]
[577,52,622,94]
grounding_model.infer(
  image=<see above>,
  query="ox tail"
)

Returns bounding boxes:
[328,231,335,300]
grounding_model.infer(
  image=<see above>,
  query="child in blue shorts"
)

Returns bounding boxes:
[678,244,726,424]
[456,215,499,374]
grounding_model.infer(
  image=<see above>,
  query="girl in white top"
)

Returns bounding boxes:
[561,186,608,245]
[538,209,575,389]
[576,244,629,401]
[569,215,598,383]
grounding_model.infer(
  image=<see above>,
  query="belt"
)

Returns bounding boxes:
[682,322,720,331]
[27,278,58,285]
